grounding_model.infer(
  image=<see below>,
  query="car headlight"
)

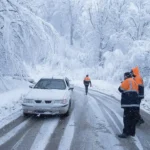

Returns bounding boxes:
[23,99,33,103]
[54,99,67,104]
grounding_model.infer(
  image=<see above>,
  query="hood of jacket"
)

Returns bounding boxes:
[132,66,140,76]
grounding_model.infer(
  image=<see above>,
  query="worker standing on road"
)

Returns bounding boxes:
[131,66,144,126]
[118,72,140,138]
[83,75,92,95]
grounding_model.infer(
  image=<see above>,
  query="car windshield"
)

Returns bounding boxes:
[34,79,66,90]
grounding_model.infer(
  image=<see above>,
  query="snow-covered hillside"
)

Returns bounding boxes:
[0,0,58,75]
[1,0,150,83]
[0,0,89,77]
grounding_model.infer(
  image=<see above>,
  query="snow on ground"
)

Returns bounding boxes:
[0,118,30,146]
[30,119,59,150]
[72,80,120,99]
[141,88,150,114]
[73,80,150,114]
[58,112,75,150]
[0,76,30,93]
[0,77,30,120]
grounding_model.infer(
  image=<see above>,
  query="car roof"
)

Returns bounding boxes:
[40,76,68,80]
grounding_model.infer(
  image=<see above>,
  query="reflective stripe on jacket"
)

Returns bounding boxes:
[119,78,140,108]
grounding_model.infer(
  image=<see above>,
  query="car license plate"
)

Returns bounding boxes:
[35,110,45,113]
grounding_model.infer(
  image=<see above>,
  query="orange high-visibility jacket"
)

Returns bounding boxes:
[119,77,139,108]
[84,77,91,81]
[120,78,138,92]
[83,77,91,86]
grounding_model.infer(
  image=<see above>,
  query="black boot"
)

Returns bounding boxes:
[137,118,144,126]
[118,133,129,138]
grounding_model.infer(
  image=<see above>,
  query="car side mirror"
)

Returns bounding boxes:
[28,79,35,84]
[29,85,34,88]
[69,84,74,91]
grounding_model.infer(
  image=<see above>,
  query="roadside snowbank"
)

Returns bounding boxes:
[0,77,30,120]
[0,76,30,93]
[73,80,150,114]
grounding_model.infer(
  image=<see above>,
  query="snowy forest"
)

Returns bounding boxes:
[1,0,150,85]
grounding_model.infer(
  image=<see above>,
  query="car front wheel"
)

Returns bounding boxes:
[63,100,71,117]
[23,112,30,117]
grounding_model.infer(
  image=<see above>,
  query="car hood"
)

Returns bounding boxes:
[25,89,67,100]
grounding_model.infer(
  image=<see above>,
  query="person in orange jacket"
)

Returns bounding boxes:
[83,75,92,95]
[118,72,140,138]
[131,66,144,125]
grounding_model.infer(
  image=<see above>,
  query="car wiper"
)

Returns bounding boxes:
[34,87,45,89]
[41,87,51,89]
[34,87,39,89]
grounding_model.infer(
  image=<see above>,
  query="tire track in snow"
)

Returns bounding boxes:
[0,117,43,150]
[11,118,44,150]
[30,118,59,150]
[45,93,75,150]
[136,126,150,150]
[44,117,69,150]
[0,118,31,147]
[70,90,101,150]
[0,114,29,138]
[103,107,122,133]
[11,127,32,150]
[93,95,123,131]
[88,95,119,134]
[72,89,123,150]
[77,86,120,103]
[83,94,124,150]
[58,112,75,150]
[0,109,22,130]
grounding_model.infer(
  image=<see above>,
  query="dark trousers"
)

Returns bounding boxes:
[123,108,140,136]
[85,85,89,94]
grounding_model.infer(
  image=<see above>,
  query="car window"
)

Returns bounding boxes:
[34,79,66,90]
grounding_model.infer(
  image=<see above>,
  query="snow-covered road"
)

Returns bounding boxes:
[0,87,150,150]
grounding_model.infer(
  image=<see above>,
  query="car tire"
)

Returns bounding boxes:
[64,100,71,117]
[23,112,30,117]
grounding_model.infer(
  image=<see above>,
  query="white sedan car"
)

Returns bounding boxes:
[22,77,72,116]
